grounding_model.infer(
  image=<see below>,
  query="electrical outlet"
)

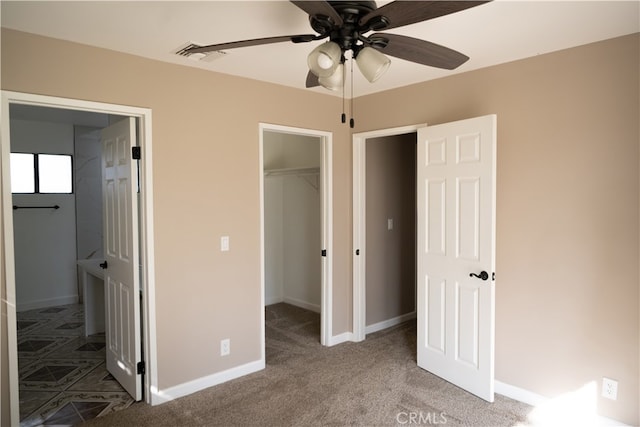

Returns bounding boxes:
[220,338,230,356]
[220,236,230,252]
[602,377,618,400]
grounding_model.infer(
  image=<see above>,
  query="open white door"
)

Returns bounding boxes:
[416,115,496,402]
[101,117,142,400]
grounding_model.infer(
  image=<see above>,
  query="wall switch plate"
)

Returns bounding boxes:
[220,236,229,252]
[602,377,618,400]
[220,338,230,356]
[387,218,393,230]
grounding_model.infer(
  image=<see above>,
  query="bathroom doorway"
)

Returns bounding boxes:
[1,91,157,425]
[9,105,135,424]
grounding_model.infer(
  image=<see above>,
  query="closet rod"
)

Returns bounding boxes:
[264,167,320,177]
[13,205,60,210]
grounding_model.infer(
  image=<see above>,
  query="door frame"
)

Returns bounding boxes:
[259,123,333,348]
[351,123,425,341]
[1,91,159,424]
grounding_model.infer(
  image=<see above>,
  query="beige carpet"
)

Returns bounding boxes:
[84,303,532,426]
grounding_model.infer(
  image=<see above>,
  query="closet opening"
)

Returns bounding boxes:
[259,123,333,360]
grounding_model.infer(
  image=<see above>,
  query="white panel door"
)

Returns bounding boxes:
[101,117,141,400]
[417,115,496,402]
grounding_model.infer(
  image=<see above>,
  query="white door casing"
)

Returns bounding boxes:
[351,124,425,342]
[258,123,333,351]
[101,117,142,400]
[2,91,157,424]
[416,115,497,402]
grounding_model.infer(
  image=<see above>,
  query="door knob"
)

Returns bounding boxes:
[470,271,489,281]
[99,261,108,269]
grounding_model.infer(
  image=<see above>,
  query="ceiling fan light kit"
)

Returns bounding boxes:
[318,63,344,91]
[307,41,343,77]
[355,46,391,83]
[307,34,391,85]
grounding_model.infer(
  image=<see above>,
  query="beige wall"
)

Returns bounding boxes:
[1,27,638,425]
[354,33,639,425]
[0,29,352,395]
[365,133,416,326]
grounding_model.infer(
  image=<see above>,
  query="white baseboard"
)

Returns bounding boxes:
[328,331,353,346]
[365,311,416,335]
[283,297,320,313]
[151,359,265,405]
[495,380,547,407]
[495,381,629,426]
[264,295,283,306]
[328,312,417,347]
[17,295,79,312]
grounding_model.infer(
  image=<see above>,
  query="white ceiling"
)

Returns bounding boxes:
[2,1,638,97]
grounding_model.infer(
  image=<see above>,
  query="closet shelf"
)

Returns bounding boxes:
[264,167,320,191]
[264,167,319,177]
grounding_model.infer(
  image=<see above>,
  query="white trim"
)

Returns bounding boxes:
[265,296,321,314]
[320,129,333,346]
[364,311,416,335]
[328,331,354,346]
[258,123,333,350]
[151,359,265,405]
[495,380,548,407]
[258,125,267,367]
[495,381,630,426]
[283,297,321,314]
[1,91,159,422]
[17,295,79,312]
[351,124,426,342]
[139,110,160,406]
[351,137,366,342]
[265,296,283,306]
[1,93,20,425]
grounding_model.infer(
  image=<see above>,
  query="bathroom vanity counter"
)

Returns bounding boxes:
[77,259,105,337]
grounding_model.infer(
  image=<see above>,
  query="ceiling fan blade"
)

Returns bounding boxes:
[370,33,469,70]
[306,71,320,88]
[290,1,343,26]
[360,1,490,31]
[185,34,317,55]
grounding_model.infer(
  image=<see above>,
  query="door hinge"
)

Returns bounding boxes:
[137,361,145,375]
[132,146,141,160]
[356,249,360,255]
[321,249,327,257]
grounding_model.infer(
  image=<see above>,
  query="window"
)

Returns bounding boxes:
[10,153,73,194]
[10,153,36,193]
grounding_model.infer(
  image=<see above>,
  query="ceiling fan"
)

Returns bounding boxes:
[185,1,490,124]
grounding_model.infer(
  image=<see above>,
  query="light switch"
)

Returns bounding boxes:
[221,236,230,252]
[387,219,393,230]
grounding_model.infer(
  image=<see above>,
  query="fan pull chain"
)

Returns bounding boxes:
[350,59,355,128]
[341,62,346,124]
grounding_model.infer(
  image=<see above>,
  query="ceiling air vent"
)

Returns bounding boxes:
[174,43,227,62]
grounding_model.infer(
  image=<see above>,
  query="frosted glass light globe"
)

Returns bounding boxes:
[317,53,334,70]
[307,42,341,77]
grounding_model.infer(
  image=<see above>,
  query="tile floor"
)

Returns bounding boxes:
[17,304,134,426]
